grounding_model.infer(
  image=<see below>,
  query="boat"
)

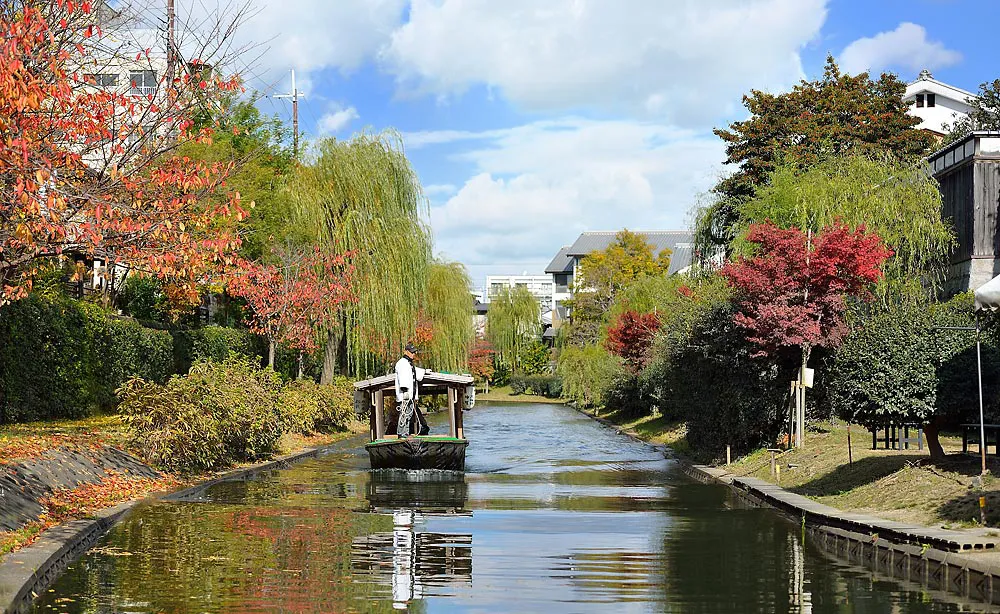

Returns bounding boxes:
[353,372,476,471]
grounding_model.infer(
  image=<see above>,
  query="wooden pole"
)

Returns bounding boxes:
[447,388,457,438]
[374,389,385,439]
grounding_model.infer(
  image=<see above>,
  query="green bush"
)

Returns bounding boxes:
[518,342,551,375]
[509,374,527,395]
[118,377,225,472]
[279,378,353,434]
[602,371,656,418]
[118,275,169,323]
[0,293,93,422]
[120,355,285,472]
[171,325,266,374]
[87,308,173,407]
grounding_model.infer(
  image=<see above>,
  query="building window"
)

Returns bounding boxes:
[129,70,157,96]
[84,73,119,87]
[915,94,924,108]
[927,93,936,107]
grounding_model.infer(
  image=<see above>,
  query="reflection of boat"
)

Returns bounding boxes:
[354,373,476,471]
[351,512,473,610]
[354,470,473,609]
[366,469,469,514]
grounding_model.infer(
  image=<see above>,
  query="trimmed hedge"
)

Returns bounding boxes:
[509,374,563,398]
[0,294,172,422]
[171,325,267,375]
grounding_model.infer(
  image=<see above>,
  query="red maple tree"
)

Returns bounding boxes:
[0,3,248,305]
[228,248,355,369]
[468,339,496,387]
[722,222,892,360]
[605,310,662,372]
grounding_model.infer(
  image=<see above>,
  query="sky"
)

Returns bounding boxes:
[171,0,999,290]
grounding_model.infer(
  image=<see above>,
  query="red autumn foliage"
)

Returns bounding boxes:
[227,248,355,365]
[604,310,662,372]
[722,222,892,357]
[0,4,247,304]
[468,339,496,383]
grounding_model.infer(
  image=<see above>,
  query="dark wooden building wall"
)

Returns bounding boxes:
[939,163,974,264]
[974,159,1000,258]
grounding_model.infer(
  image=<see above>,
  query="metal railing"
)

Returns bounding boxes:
[130,85,156,97]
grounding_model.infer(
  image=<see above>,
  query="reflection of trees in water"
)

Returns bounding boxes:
[659,488,976,613]
[33,502,400,614]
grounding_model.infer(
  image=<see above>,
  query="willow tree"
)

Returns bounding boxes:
[486,286,540,371]
[292,131,432,380]
[422,259,475,372]
[725,153,954,301]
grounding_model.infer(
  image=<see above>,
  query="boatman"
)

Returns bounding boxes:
[395,343,429,437]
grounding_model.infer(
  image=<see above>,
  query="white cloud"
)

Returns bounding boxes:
[423,184,458,197]
[420,119,725,266]
[839,22,962,76]
[175,0,408,94]
[318,106,360,134]
[381,0,828,127]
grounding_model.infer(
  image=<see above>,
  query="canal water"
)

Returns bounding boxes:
[32,403,992,613]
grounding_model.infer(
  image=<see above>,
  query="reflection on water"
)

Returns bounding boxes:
[31,403,999,613]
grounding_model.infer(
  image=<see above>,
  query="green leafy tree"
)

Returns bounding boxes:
[943,79,1000,145]
[486,286,540,371]
[714,154,953,299]
[557,345,621,409]
[828,293,1000,458]
[567,229,671,346]
[291,131,432,380]
[422,260,475,372]
[575,230,672,310]
[518,341,551,375]
[700,57,934,250]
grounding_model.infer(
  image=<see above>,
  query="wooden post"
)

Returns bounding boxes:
[447,387,457,438]
[456,388,465,439]
[374,389,385,439]
[726,445,731,467]
[369,392,376,441]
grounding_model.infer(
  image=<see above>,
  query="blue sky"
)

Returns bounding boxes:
[203,0,999,290]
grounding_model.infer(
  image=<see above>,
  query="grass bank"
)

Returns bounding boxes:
[477,385,567,404]
[0,415,363,556]
[582,408,1000,530]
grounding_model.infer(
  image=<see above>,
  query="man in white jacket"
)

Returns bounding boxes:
[395,343,428,437]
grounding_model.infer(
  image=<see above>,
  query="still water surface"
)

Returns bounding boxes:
[33,403,993,613]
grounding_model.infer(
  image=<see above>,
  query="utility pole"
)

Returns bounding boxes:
[166,0,176,87]
[276,70,302,157]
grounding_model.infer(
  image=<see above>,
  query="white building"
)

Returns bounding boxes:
[904,69,976,137]
[485,275,554,310]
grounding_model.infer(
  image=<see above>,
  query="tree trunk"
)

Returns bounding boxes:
[297,351,304,380]
[267,339,276,369]
[924,415,947,459]
[321,317,345,384]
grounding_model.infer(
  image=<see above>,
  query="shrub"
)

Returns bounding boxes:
[171,325,266,374]
[509,374,527,395]
[518,342,551,375]
[602,371,655,418]
[279,377,354,434]
[87,308,173,408]
[0,293,92,422]
[118,377,225,472]
[119,355,284,472]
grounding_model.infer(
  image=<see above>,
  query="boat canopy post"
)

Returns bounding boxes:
[447,386,457,438]
[456,389,465,439]
[374,389,386,439]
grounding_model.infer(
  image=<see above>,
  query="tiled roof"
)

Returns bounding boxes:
[563,230,695,275]
[545,246,573,274]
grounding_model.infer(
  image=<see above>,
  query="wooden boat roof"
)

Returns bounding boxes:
[353,371,474,394]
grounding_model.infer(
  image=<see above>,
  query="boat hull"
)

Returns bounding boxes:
[366,437,469,471]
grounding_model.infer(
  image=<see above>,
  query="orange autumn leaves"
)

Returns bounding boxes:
[0,3,246,305]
